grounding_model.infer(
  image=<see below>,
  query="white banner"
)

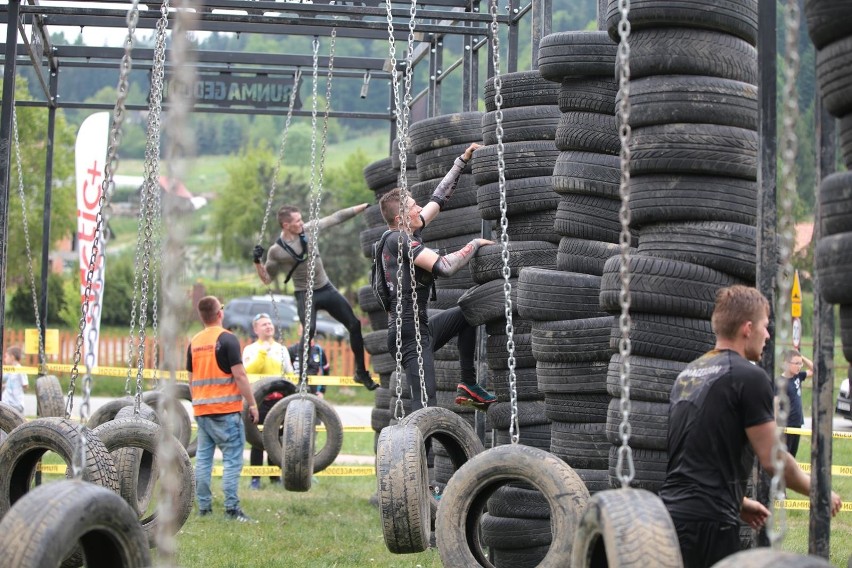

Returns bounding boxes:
[75,112,110,367]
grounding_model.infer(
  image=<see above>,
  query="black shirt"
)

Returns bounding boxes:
[185,331,243,374]
[775,371,807,428]
[660,349,774,524]
[381,228,434,317]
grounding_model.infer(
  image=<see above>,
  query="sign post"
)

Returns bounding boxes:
[791,269,802,350]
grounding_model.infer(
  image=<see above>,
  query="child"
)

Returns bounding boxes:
[2,346,29,414]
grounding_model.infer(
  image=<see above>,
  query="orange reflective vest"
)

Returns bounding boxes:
[188,326,242,417]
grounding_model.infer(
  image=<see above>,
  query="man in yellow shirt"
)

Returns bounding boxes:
[242,312,294,489]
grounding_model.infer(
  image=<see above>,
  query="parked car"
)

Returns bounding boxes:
[222,295,348,341]
[837,377,852,420]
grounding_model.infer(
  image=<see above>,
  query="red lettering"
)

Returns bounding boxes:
[82,179,102,210]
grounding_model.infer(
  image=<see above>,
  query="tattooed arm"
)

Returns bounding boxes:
[421,143,479,225]
[411,238,493,277]
[311,203,369,231]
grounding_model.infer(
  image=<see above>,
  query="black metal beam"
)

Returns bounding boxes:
[38,66,58,369]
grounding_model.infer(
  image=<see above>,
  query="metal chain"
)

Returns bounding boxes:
[66,1,139,481]
[11,109,47,374]
[614,0,635,488]
[299,33,336,396]
[488,0,518,442]
[768,0,801,546]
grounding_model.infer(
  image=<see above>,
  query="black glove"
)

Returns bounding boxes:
[252,245,265,264]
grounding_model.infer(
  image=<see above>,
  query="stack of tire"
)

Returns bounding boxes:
[808,1,852,375]
[593,0,760,496]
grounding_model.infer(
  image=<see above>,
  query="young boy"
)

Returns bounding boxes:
[776,348,813,458]
[2,346,29,414]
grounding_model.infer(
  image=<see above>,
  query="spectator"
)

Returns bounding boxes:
[289,325,329,398]
[2,346,28,414]
[775,348,813,458]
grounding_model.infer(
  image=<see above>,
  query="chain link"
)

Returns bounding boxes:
[11,110,47,374]
[299,32,337,396]
[387,0,421,417]
[768,0,801,546]
[614,0,636,488]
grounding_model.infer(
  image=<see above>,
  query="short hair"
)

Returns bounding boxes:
[711,285,770,340]
[197,296,222,325]
[5,345,22,362]
[782,348,802,363]
[277,205,301,227]
[378,188,405,225]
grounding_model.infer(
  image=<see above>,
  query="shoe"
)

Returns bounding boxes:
[353,370,379,391]
[198,508,213,517]
[225,507,255,523]
[250,478,261,490]
[455,383,496,411]
[269,477,281,485]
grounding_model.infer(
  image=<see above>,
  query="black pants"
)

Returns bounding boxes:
[296,283,366,374]
[387,306,476,412]
[671,517,740,568]
[786,433,801,458]
[250,397,280,482]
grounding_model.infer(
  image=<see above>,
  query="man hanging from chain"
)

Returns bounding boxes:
[253,202,378,391]
[377,142,496,411]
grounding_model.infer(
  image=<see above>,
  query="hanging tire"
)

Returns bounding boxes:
[141,390,191,449]
[711,549,833,567]
[552,151,620,199]
[91,416,194,547]
[816,36,852,118]
[559,77,618,114]
[572,488,683,567]
[281,398,316,492]
[0,418,120,519]
[171,383,196,457]
[244,376,297,449]
[517,268,606,321]
[262,393,343,473]
[819,172,852,237]
[377,424,430,553]
[0,480,150,568]
[110,404,159,517]
[485,70,560,111]
[35,375,64,418]
[537,31,618,82]
[86,397,136,430]
[436,444,590,567]
[0,402,25,435]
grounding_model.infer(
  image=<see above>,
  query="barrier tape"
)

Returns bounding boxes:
[1,365,367,387]
[777,500,852,513]
[784,427,852,440]
[185,424,373,433]
[37,463,375,477]
[797,463,852,476]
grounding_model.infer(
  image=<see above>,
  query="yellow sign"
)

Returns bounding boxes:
[791,270,802,318]
[24,328,59,356]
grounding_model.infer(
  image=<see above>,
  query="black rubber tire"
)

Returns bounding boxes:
[839,306,852,363]
[536,360,609,395]
[605,398,669,451]
[557,237,632,276]
[815,232,852,304]
[552,151,619,199]
[86,397,136,430]
[572,488,683,567]
[554,195,637,245]
[458,278,519,326]
[599,255,739,319]
[91,416,194,546]
[358,283,383,314]
[262,392,342,473]
[532,317,614,363]
[0,418,120,518]
[550,421,609,470]
[0,402,25,435]
[434,359,461,391]
[482,105,561,145]
[611,312,714,363]
[555,112,619,155]
[637,221,757,282]
[630,123,758,180]
[607,354,687,403]
[170,383,196,457]
[629,174,757,227]
[435,444,589,567]
[391,136,416,171]
[491,368,543,403]
[35,375,64,418]
[505,210,561,244]
[485,70,560,111]
[575,468,612,495]
[517,268,606,321]
[415,143,473,182]
[480,513,552,549]
[469,241,558,284]
[477,176,559,221]
[712,549,834,567]
[607,446,668,493]
[487,333,535,370]
[805,0,852,49]
[408,112,484,154]
[537,31,618,82]
[487,483,550,519]
[400,407,485,524]
[410,174,479,210]
[485,317,533,336]
[605,0,758,45]
[471,141,560,186]
[371,352,397,375]
[494,423,553,450]
[841,113,852,169]
[622,75,757,130]
[364,329,389,355]
[0,480,150,568]
[629,28,757,84]
[371,407,392,432]
[487,400,549,429]
[421,205,483,242]
[140,390,192,449]
[360,224,388,258]
[819,172,852,237]
[492,545,551,568]
[559,77,618,114]
[816,36,852,118]
[363,157,397,190]
[281,398,316,492]
[377,424,430,553]
[544,393,611,423]
[111,404,159,517]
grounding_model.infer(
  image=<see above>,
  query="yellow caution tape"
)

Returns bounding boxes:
[189,423,372,433]
[784,427,852,440]
[797,463,852,476]
[776,500,852,513]
[38,463,375,477]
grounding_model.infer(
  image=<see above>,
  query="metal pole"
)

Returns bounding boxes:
[38,65,59,368]
[809,89,836,559]
[754,0,777,544]
[428,36,438,117]
[597,0,608,30]
[434,38,443,116]
[507,0,518,72]
[0,0,21,396]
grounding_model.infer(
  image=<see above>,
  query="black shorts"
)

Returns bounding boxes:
[671,517,740,568]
